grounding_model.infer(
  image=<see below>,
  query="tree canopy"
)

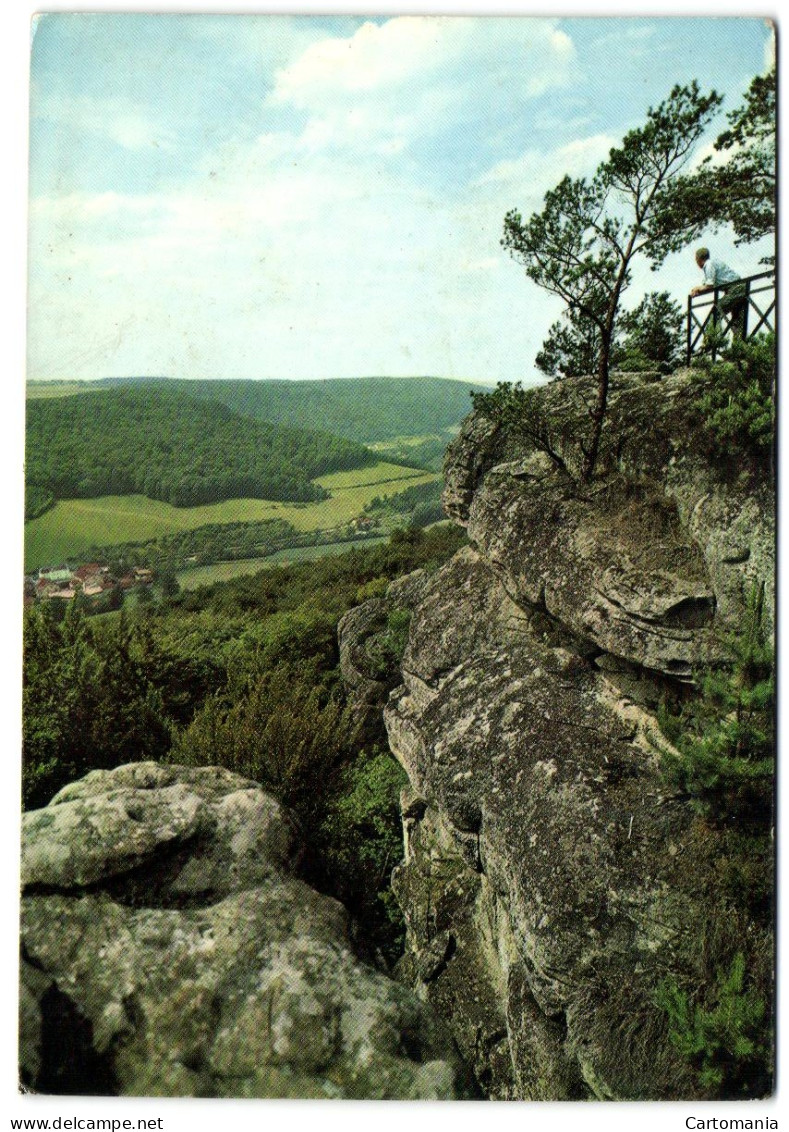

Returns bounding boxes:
[535,310,603,380]
[73,376,485,445]
[503,82,722,481]
[617,292,685,373]
[25,387,375,511]
[675,67,776,260]
[536,291,685,379]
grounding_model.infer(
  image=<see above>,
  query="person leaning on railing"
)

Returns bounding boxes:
[690,246,747,337]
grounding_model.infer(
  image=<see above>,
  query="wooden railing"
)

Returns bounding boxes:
[686,270,776,363]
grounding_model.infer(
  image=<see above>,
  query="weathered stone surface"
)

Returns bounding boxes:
[338,570,427,740]
[23,763,298,895]
[444,370,774,659]
[465,469,716,678]
[383,549,698,1099]
[442,412,505,526]
[666,462,775,639]
[20,763,470,1099]
[357,370,775,1099]
[337,597,392,738]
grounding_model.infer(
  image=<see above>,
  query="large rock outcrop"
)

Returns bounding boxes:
[20,763,470,1099]
[341,369,774,1099]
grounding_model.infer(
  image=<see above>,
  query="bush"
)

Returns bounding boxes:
[171,660,355,833]
[656,953,770,1097]
[318,749,408,966]
[23,605,214,808]
[617,292,685,373]
[366,608,412,680]
[652,583,775,1100]
[655,584,773,823]
[691,333,775,470]
[471,381,583,482]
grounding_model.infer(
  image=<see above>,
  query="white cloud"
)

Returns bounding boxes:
[267,16,577,152]
[27,16,772,387]
[26,97,638,386]
[34,92,179,152]
[478,134,615,189]
[27,117,600,384]
[588,23,657,52]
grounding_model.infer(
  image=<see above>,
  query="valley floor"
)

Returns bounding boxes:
[24,462,438,573]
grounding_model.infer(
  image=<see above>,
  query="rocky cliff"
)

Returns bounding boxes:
[20,369,773,1101]
[20,762,470,1098]
[341,368,774,1099]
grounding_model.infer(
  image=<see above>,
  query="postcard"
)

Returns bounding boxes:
[19,10,776,1112]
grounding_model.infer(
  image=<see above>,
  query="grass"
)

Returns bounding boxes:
[175,536,390,590]
[367,430,457,451]
[26,382,101,399]
[24,462,438,572]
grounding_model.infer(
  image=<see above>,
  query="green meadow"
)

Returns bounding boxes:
[24,462,438,572]
[367,431,453,451]
[26,381,106,399]
[174,535,391,590]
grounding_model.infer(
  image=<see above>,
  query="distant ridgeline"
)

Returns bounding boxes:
[25,387,375,515]
[30,376,487,444]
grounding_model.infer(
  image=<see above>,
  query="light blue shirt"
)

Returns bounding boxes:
[702,258,740,287]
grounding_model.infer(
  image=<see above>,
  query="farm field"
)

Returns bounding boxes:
[26,381,107,399]
[24,462,438,572]
[175,535,390,590]
[367,431,455,451]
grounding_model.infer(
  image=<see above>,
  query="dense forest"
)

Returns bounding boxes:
[25,387,375,514]
[42,376,487,444]
[23,524,467,960]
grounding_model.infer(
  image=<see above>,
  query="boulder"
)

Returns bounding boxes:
[338,570,427,741]
[20,763,470,1099]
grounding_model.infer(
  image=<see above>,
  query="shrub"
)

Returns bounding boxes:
[366,608,412,680]
[23,605,213,808]
[656,953,770,1097]
[617,292,685,373]
[318,749,408,966]
[171,660,356,833]
[690,333,775,471]
[471,381,583,482]
[655,584,774,823]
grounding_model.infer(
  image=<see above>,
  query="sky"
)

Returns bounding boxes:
[26,14,775,383]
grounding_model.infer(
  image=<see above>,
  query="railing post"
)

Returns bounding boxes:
[711,287,720,362]
[685,270,774,365]
[743,277,750,341]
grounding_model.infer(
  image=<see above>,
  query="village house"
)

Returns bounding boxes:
[38,565,73,585]
[72,563,106,583]
[30,560,152,604]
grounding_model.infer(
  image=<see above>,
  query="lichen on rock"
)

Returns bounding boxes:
[339,368,775,1100]
[20,763,471,1099]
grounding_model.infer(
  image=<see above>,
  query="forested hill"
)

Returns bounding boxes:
[45,376,488,443]
[25,387,375,511]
